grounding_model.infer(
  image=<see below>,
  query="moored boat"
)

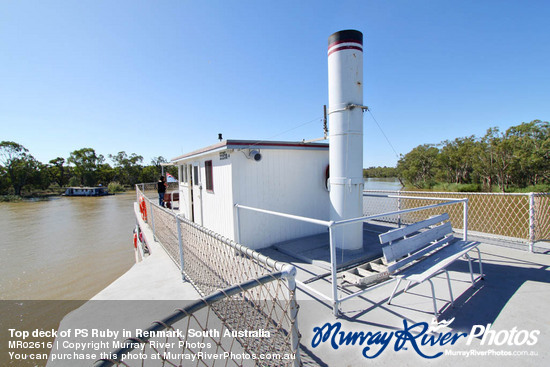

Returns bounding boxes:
[63,186,112,196]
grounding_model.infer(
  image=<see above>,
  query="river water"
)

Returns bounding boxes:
[0,193,136,301]
[0,193,137,366]
[363,177,402,191]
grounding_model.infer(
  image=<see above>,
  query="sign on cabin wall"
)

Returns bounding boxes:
[219,151,230,160]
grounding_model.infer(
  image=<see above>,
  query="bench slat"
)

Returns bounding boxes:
[379,213,450,244]
[387,235,455,274]
[383,222,453,263]
[396,240,480,283]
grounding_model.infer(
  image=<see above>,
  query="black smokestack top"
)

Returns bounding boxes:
[328,30,363,47]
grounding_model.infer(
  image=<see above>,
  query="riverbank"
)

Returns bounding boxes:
[403,182,550,193]
[0,191,64,202]
[0,185,129,202]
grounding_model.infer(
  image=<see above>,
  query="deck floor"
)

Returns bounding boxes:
[260,223,550,366]
[48,218,550,367]
[271,222,393,271]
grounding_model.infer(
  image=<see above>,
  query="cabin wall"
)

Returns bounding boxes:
[199,156,234,239]
[232,148,329,250]
[176,153,235,240]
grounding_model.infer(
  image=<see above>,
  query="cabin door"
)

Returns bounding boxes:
[186,165,194,221]
[191,164,203,226]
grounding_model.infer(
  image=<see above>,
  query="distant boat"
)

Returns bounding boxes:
[63,186,113,197]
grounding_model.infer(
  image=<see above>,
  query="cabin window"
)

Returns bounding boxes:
[193,165,200,186]
[180,164,188,183]
[205,160,213,191]
[178,165,183,183]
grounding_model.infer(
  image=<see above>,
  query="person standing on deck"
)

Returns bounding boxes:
[157,176,167,207]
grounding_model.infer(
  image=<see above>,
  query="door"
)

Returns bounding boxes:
[192,164,203,226]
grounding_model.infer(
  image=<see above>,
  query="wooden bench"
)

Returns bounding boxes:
[379,213,484,319]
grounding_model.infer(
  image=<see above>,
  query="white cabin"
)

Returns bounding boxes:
[171,140,330,250]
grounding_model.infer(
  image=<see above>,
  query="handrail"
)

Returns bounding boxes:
[94,271,288,367]
[332,199,466,227]
[235,195,468,317]
[234,204,332,227]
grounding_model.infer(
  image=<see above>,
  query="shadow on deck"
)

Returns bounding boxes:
[270,222,394,272]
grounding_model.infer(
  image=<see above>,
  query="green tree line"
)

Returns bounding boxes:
[363,166,398,178]
[0,142,174,196]
[396,120,549,192]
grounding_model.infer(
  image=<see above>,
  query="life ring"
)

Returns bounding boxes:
[139,196,148,221]
[133,232,138,249]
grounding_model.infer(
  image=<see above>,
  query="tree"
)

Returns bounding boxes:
[363,166,398,178]
[397,144,440,188]
[97,163,115,185]
[109,151,144,186]
[505,120,550,186]
[438,136,476,184]
[0,141,41,195]
[67,148,103,186]
[48,157,67,187]
[139,165,160,183]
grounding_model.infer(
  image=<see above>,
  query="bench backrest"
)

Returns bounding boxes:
[379,213,454,273]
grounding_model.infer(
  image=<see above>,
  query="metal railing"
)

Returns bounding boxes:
[95,271,298,367]
[363,190,550,251]
[235,196,468,317]
[118,186,301,366]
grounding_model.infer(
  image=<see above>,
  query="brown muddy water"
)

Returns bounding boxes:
[0,193,137,365]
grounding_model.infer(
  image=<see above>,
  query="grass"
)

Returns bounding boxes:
[0,195,23,202]
[404,182,549,194]
[107,181,126,193]
[399,193,532,240]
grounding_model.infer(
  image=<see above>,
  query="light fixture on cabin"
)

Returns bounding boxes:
[248,149,262,162]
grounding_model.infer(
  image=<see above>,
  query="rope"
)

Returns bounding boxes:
[367,108,400,159]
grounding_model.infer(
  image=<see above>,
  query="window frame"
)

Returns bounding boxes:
[205,160,214,192]
[193,165,200,186]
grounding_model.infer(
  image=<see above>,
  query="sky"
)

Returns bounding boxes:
[1,0,549,168]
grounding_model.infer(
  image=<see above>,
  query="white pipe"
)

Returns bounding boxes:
[234,204,331,227]
[328,30,364,250]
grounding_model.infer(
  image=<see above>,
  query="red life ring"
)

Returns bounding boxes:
[133,232,138,249]
[139,196,148,221]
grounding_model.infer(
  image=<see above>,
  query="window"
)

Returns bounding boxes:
[193,165,199,186]
[183,164,188,183]
[178,165,184,183]
[205,160,213,191]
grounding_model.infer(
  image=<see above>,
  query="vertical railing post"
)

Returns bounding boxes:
[528,192,535,252]
[150,199,156,241]
[397,191,402,228]
[463,198,469,242]
[234,204,241,243]
[283,265,301,367]
[329,223,339,317]
[176,214,185,281]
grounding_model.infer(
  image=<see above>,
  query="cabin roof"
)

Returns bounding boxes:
[170,139,328,163]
